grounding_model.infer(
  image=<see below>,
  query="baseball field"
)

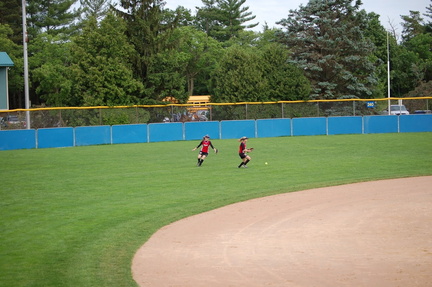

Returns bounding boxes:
[1,132,431,286]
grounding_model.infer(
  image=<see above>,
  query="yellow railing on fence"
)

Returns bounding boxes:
[1,97,431,113]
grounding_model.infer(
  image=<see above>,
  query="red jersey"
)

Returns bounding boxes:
[239,142,246,154]
[197,140,214,153]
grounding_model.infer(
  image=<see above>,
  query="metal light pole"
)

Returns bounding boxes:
[387,32,391,115]
[22,0,31,129]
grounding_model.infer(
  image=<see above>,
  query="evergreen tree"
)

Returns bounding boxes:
[217,0,258,41]
[80,0,111,21]
[395,8,432,96]
[261,43,310,101]
[69,13,144,106]
[0,0,23,44]
[362,11,389,98]
[389,45,422,97]
[401,11,425,43]
[195,0,219,36]
[196,0,258,42]
[114,0,180,100]
[390,34,432,97]
[30,32,73,106]
[276,0,377,99]
[212,43,310,103]
[26,0,80,37]
[424,0,432,34]
[0,23,24,108]
[411,33,432,83]
[165,6,194,27]
[212,45,266,102]
[0,0,26,108]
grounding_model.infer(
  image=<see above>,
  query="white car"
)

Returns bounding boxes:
[383,105,410,115]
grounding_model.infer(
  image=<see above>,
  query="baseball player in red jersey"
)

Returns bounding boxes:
[192,135,218,167]
[238,136,253,168]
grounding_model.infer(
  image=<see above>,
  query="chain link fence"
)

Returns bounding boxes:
[1,98,430,130]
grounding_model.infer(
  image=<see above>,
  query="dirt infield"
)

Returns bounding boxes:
[132,176,432,286]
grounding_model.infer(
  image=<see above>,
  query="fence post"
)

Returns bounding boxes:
[281,102,284,118]
[353,101,356,116]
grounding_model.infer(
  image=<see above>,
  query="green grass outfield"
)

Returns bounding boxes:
[1,132,432,287]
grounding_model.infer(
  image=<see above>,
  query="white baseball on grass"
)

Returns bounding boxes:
[265,162,268,165]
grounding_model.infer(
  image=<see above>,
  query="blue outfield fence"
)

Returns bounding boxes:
[0,129,36,150]
[37,127,74,148]
[1,115,431,151]
[327,116,363,135]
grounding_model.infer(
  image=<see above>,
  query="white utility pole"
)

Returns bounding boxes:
[22,0,31,129]
[387,32,391,115]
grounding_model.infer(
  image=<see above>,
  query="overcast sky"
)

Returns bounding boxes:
[164,0,430,36]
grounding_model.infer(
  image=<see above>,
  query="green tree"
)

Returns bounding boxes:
[79,0,111,21]
[29,33,73,106]
[114,0,180,100]
[212,45,266,102]
[195,0,219,37]
[195,0,258,42]
[172,26,222,97]
[261,43,310,101]
[145,48,188,102]
[401,11,425,42]
[224,29,260,47]
[27,0,80,37]
[405,33,432,82]
[165,5,194,27]
[0,0,23,44]
[390,9,432,97]
[276,0,377,99]
[389,33,432,98]
[69,13,143,106]
[0,1,26,108]
[0,23,24,108]
[217,0,258,40]
[212,40,310,103]
[390,46,422,97]
[406,80,432,106]
[424,0,432,34]
[362,11,391,98]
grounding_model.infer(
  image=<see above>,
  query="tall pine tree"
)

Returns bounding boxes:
[276,0,377,99]
[79,0,111,21]
[69,13,144,106]
[0,0,23,44]
[401,11,425,43]
[195,0,258,42]
[114,0,181,100]
[27,0,80,37]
